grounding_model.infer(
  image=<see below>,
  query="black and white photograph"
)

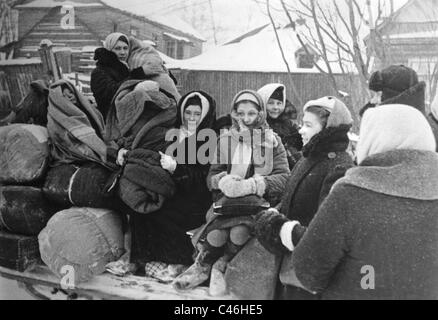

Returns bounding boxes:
[0,0,437,304]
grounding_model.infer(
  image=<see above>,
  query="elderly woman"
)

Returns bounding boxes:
[91,33,147,119]
[257,104,438,299]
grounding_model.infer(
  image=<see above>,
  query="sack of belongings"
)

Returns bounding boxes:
[0,124,49,184]
[0,185,58,236]
[0,230,40,272]
[43,163,117,209]
[38,207,125,284]
[117,149,175,214]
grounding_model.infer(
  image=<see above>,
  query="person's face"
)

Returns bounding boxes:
[299,111,324,145]
[266,98,285,119]
[183,105,202,129]
[236,101,260,129]
[112,40,129,62]
[62,87,77,105]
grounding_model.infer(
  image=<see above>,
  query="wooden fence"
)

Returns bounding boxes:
[0,59,367,131]
[0,59,44,108]
[171,69,367,131]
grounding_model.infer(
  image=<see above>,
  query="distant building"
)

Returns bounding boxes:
[12,0,205,59]
[371,0,438,103]
[168,24,344,73]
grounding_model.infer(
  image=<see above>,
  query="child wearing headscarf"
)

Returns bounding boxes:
[258,83,303,169]
[254,96,355,299]
[172,90,290,293]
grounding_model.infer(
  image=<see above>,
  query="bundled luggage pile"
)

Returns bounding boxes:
[0,123,125,285]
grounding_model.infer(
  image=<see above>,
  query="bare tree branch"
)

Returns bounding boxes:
[267,0,303,106]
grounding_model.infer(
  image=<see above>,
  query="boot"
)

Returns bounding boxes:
[209,256,228,297]
[209,242,244,297]
[172,242,223,291]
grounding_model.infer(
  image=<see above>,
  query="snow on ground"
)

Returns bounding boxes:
[0,277,36,300]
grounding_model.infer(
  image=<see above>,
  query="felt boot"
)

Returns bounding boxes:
[172,243,223,291]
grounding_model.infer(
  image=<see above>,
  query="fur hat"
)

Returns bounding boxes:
[303,96,353,128]
[369,65,426,113]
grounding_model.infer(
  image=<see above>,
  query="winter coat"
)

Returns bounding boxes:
[292,149,438,300]
[280,124,354,226]
[116,148,175,215]
[266,102,302,163]
[91,48,145,119]
[191,90,290,248]
[104,79,177,153]
[46,80,118,170]
[130,91,217,266]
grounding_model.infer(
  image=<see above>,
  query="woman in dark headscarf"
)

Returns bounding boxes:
[91,33,146,119]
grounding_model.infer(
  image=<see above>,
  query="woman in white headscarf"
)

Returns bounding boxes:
[257,104,438,299]
[91,32,147,119]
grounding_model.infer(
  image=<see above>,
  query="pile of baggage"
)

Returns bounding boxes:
[0,123,125,284]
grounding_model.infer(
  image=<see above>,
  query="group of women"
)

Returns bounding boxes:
[88,32,438,300]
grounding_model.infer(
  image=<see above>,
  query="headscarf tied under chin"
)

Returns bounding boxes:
[356,104,436,164]
[224,90,279,177]
[104,32,129,51]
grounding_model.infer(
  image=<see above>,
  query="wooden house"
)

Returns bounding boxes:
[12,0,205,59]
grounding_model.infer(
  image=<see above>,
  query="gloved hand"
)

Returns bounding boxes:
[210,171,227,190]
[134,80,159,92]
[116,148,129,166]
[218,174,266,198]
[254,208,290,255]
[159,151,177,173]
[218,174,256,198]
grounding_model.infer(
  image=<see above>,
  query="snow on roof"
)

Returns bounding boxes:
[0,58,41,65]
[156,51,180,66]
[167,25,351,73]
[392,0,438,23]
[16,0,103,8]
[163,32,190,43]
[100,0,206,42]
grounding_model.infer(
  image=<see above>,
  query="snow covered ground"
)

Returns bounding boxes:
[0,277,36,300]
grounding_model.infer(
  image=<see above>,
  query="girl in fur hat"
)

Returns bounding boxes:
[172,90,290,293]
[255,96,355,300]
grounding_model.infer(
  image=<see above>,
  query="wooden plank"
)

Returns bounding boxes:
[0,265,234,300]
